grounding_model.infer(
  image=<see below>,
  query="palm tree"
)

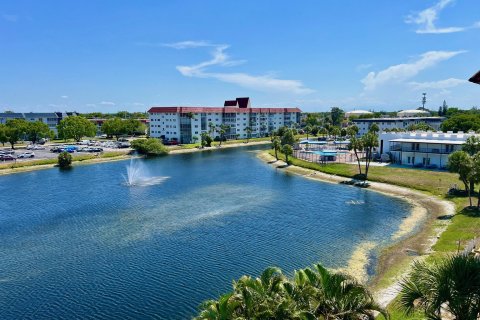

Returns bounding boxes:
[272,136,281,161]
[217,124,230,147]
[304,125,312,140]
[398,254,480,320]
[194,292,240,320]
[282,144,293,165]
[245,127,253,143]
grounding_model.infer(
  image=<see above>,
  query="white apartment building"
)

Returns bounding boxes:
[379,131,475,169]
[352,117,445,136]
[148,97,301,143]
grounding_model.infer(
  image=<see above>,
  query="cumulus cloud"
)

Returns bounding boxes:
[406,0,479,34]
[169,40,314,94]
[409,78,467,90]
[361,50,465,90]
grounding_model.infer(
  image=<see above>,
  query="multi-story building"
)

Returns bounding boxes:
[148,97,301,143]
[352,117,445,136]
[0,112,79,136]
[379,131,474,168]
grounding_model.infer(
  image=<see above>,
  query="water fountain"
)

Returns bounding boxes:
[123,158,169,187]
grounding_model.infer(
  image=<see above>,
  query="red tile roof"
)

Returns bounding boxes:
[148,106,301,114]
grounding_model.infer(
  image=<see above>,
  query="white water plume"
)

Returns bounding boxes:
[123,158,169,187]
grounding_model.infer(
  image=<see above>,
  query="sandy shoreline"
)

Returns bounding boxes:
[169,140,270,154]
[256,151,455,307]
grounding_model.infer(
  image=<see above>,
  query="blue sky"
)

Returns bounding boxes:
[1,0,479,112]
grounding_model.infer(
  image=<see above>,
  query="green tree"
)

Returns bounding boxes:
[441,113,480,132]
[362,132,379,180]
[201,132,212,147]
[26,121,53,144]
[0,124,8,146]
[217,124,230,146]
[305,113,319,127]
[330,126,341,141]
[208,122,216,138]
[245,126,253,143]
[281,128,296,146]
[463,136,480,156]
[130,138,169,156]
[348,136,364,177]
[58,116,96,142]
[123,119,144,136]
[192,135,199,145]
[57,151,72,168]
[398,254,480,320]
[282,144,293,165]
[448,150,474,207]
[101,118,125,140]
[5,118,27,149]
[195,264,388,320]
[304,125,312,140]
[272,136,281,161]
[369,123,380,133]
[330,107,344,126]
[407,122,435,131]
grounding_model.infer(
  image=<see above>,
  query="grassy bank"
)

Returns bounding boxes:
[266,149,479,319]
[0,151,130,172]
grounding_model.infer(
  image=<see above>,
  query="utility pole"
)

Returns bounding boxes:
[422,93,427,110]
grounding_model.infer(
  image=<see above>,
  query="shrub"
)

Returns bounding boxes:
[58,151,72,168]
[130,138,169,156]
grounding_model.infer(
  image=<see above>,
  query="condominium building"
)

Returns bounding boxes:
[352,117,445,136]
[148,97,301,143]
[379,131,474,169]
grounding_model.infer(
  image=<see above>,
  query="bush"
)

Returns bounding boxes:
[58,151,72,168]
[130,138,169,156]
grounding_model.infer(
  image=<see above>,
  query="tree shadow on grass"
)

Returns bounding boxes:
[458,206,480,217]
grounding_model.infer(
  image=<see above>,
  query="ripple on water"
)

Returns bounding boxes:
[0,147,413,319]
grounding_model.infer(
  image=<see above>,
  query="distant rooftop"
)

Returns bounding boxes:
[470,70,480,85]
[352,117,444,122]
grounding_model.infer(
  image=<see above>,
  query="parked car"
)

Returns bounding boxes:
[17,152,35,159]
[0,154,16,161]
[27,144,46,150]
[0,149,15,155]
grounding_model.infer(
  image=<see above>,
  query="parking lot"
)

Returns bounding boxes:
[0,140,132,163]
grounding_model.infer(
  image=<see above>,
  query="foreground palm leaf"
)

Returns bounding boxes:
[195,264,388,319]
[398,254,480,319]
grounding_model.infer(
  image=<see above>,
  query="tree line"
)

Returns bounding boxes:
[0,116,147,148]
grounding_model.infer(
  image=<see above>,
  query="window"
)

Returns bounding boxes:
[407,156,411,164]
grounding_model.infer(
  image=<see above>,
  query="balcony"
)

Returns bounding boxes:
[389,146,455,154]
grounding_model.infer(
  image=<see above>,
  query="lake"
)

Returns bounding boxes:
[0,146,412,319]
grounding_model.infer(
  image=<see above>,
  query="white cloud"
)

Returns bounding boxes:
[361,50,465,90]
[61,95,68,99]
[170,41,313,94]
[409,78,467,90]
[100,101,115,106]
[405,0,479,34]
[162,40,212,49]
[356,64,373,72]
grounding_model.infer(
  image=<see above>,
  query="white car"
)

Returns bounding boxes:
[17,152,35,158]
